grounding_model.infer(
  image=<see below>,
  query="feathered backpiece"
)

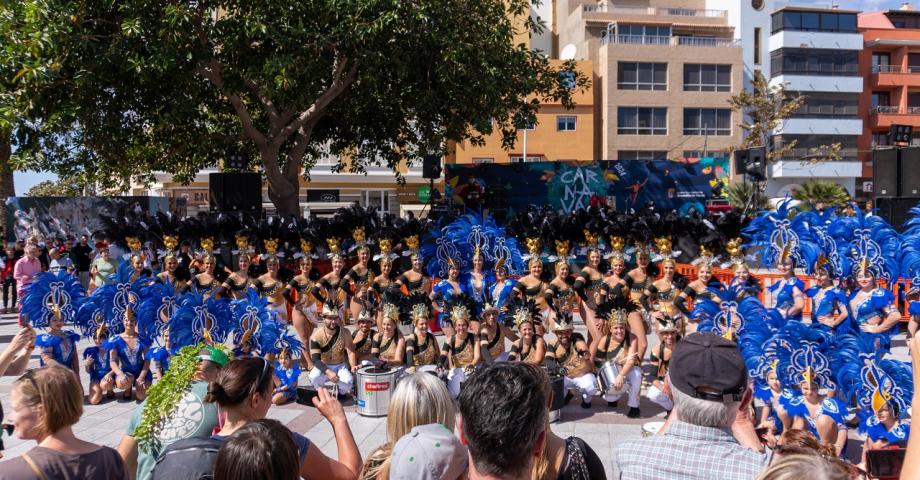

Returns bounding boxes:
[137,281,180,346]
[255,216,286,260]
[508,297,540,329]
[445,294,476,324]
[20,271,85,329]
[91,270,148,335]
[380,290,408,325]
[421,219,465,279]
[596,296,640,328]
[169,291,233,349]
[831,203,900,282]
[275,332,303,360]
[773,321,837,391]
[694,284,772,341]
[321,298,343,318]
[149,211,183,260]
[837,336,913,427]
[799,207,841,276]
[743,198,817,269]
[406,292,431,323]
[229,289,282,356]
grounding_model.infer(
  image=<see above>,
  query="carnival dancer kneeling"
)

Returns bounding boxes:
[273,336,302,405]
[592,297,642,417]
[404,294,438,373]
[646,314,682,414]
[546,309,596,409]
[437,295,480,398]
[308,300,355,395]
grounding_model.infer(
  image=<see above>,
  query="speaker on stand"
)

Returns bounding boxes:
[210,172,263,213]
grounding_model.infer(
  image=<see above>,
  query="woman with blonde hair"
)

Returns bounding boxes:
[359,372,456,480]
[0,365,128,478]
[755,454,852,480]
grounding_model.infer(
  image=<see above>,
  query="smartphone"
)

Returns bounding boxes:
[754,426,771,445]
[20,313,30,329]
[866,447,905,479]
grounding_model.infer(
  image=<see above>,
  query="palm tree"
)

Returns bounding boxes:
[792,180,850,210]
[727,181,767,211]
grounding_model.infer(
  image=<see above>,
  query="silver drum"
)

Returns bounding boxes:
[596,361,628,396]
[356,366,399,417]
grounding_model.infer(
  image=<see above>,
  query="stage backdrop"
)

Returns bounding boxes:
[5,196,170,243]
[446,158,728,215]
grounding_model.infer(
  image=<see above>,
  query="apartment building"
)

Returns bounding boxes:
[555,0,742,163]
[859,5,920,197]
[765,6,863,197]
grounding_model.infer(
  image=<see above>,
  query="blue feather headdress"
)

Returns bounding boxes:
[275,332,303,359]
[20,271,85,329]
[432,213,524,279]
[799,207,842,276]
[837,336,913,429]
[169,290,234,350]
[137,281,180,347]
[772,321,839,391]
[90,269,149,335]
[75,296,108,339]
[230,289,282,356]
[743,198,818,269]
[693,284,775,341]
[830,203,900,282]
[900,203,920,290]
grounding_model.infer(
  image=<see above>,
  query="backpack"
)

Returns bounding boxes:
[152,437,222,480]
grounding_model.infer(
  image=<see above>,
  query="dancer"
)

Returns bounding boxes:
[513,259,548,335]
[602,236,628,299]
[222,248,254,300]
[592,297,642,417]
[640,239,683,334]
[479,301,520,364]
[272,338,302,406]
[394,252,430,296]
[546,310,596,409]
[805,256,850,336]
[437,295,480,399]
[311,241,345,307]
[109,307,151,401]
[430,258,467,337]
[191,252,221,298]
[368,240,396,331]
[488,257,515,326]
[83,323,115,404]
[372,304,406,370]
[646,314,681,414]
[507,311,546,365]
[342,228,373,325]
[22,271,84,378]
[573,238,605,343]
[255,246,288,324]
[404,293,438,372]
[351,309,377,368]
[308,300,355,395]
[287,251,317,367]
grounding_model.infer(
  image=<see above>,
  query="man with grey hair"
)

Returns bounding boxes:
[616,332,768,479]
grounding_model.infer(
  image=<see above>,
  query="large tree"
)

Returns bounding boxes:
[2,0,587,215]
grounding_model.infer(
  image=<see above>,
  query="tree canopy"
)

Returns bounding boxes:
[1,0,588,214]
[25,175,82,197]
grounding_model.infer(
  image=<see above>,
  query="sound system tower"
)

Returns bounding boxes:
[874,197,920,230]
[873,148,899,197]
[901,147,920,196]
[210,172,262,213]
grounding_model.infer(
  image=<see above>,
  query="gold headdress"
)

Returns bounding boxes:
[200,237,215,255]
[381,303,401,323]
[126,236,143,253]
[524,237,542,259]
[726,237,747,271]
[326,237,342,260]
[605,236,627,261]
[234,234,252,254]
[583,230,600,248]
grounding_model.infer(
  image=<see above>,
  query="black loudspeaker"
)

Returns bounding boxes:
[874,197,920,230]
[900,147,920,196]
[873,148,899,197]
[422,155,442,180]
[733,149,748,174]
[210,172,262,212]
[733,147,766,181]
[890,124,914,144]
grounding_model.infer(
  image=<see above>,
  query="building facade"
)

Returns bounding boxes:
[765,6,863,197]
[859,5,920,198]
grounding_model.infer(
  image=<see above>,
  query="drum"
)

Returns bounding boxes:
[596,361,628,396]
[642,421,665,437]
[549,374,565,423]
[355,366,398,417]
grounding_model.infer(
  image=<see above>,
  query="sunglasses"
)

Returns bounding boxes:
[255,357,272,391]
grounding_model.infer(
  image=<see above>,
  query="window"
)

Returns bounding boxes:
[754,28,761,65]
[772,11,857,33]
[617,107,667,135]
[472,158,494,164]
[791,92,858,117]
[556,116,577,131]
[771,49,858,76]
[618,150,668,160]
[618,62,667,90]
[872,91,890,108]
[872,133,891,148]
[509,155,543,163]
[615,24,672,44]
[684,64,731,91]
[683,150,728,159]
[683,108,731,136]
[773,134,857,160]
[560,71,576,90]
[873,53,891,73]
[910,53,920,72]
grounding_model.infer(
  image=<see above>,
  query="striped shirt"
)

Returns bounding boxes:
[616,421,769,480]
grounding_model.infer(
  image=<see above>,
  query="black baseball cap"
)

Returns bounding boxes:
[669,333,748,403]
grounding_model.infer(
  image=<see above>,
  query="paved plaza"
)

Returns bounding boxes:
[0,312,911,478]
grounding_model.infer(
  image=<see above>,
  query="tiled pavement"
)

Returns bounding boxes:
[0,312,911,478]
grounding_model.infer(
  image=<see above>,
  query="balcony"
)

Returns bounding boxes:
[870,65,920,89]
[869,106,920,129]
[769,75,862,93]
[769,159,862,179]
[775,117,862,136]
[602,34,739,47]
[582,4,726,18]
[769,30,863,52]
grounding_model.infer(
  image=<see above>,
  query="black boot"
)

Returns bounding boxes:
[580,399,592,409]
[627,407,641,418]
[607,401,618,408]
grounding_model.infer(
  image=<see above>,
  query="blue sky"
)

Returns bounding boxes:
[15,170,57,196]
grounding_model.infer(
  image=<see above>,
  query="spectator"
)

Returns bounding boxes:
[532,368,606,480]
[616,333,768,480]
[459,362,548,480]
[0,365,129,479]
[71,235,93,291]
[2,246,17,313]
[118,346,228,480]
[360,372,457,479]
[390,424,468,480]
[755,454,850,480]
[0,327,35,376]
[90,244,118,289]
[156,357,361,480]
[775,429,836,458]
[13,245,41,323]
[48,248,74,275]
[897,335,920,479]
[213,419,300,480]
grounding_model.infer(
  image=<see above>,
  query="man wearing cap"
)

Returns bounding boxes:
[117,345,229,480]
[616,332,768,480]
[390,424,468,480]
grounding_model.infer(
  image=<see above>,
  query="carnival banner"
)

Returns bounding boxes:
[5,196,170,243]
[446,158,728,215]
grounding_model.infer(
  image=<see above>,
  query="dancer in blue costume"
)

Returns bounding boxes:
[75,297,115,404]
[774,322,851,456]
[489,256,515,326]
[23,271,85,378]
[830,204,902,352]
[838,336,913,465]
[137,280,180,383]
[227,288,280,359]
[430,258,469,338]
[899,203,920,340]
[805,255,851,337]
[744,198,818,323]
[272,333,303,405]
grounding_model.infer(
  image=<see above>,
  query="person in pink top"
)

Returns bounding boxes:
[14,244,42,325]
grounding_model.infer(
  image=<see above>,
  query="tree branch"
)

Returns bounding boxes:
[244,79,279,123]
[273,58,358,147]
[282,116,322,179]
[199,59,268,149]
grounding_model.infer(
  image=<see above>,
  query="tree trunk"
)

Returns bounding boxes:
[261,149,301,217]
[0,129,15,241]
